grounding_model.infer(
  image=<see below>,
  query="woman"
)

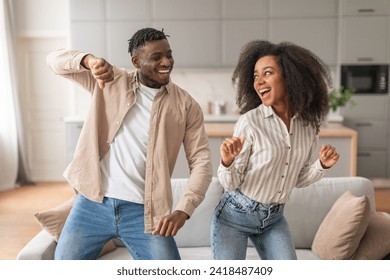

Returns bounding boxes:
[211,40,340,260]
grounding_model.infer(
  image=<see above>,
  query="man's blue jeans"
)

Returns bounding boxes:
[211,190,297,260]
[55,194,181,260]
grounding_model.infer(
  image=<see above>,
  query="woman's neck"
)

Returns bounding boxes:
[273,105,293,131]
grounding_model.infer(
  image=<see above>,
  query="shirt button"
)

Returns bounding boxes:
[286,162,289,165]
[116,121,120,125]
[106,140,110,144]
[282,175,285,178]
[127,103,131,106]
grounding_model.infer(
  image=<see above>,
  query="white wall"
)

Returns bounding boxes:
[14,0,69,37]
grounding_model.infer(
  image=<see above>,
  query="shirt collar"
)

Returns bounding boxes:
[260,104,298,120]
[261,104,274,118]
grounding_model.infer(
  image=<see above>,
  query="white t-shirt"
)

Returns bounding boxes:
[100,83,159,203]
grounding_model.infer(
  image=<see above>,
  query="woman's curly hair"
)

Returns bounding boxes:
[232,40,332,133]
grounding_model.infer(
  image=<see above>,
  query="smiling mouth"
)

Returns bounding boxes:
[158,69,170,75]
[259,88,271,96]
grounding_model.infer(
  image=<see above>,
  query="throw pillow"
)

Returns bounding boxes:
[311,191,370,260]
[353,212,390,260]
[34,197,116,257]
[34,197,75,241]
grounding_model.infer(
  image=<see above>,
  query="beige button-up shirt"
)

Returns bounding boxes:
[47,49,212,232]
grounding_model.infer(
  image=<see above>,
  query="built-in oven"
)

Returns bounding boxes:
[341,64,388,94]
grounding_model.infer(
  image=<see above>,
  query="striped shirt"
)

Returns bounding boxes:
[218,104,326,204]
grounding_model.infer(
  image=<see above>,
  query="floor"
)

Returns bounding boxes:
[370,178,390,213]
[0,182,75,260]
[0,179,389,260]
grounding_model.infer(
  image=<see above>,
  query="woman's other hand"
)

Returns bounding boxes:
[220,136,245,167]
[319,144,340,169]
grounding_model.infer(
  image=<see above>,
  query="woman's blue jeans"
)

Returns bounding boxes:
[211,190,297,260]
[54,194,181,260]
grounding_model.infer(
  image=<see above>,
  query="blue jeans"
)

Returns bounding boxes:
[55,194,181,260]
[211,190,297,260]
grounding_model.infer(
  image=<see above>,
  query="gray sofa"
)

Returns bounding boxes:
[17,176,378,260]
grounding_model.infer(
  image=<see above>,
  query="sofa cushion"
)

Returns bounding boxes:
[34,197,75,241]
[311,191,370,259]
[353,212,390,260]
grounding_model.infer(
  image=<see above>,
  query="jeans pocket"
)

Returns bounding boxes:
[226,192,251,213]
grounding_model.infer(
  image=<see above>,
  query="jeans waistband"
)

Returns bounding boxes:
[268,203,284,213]
[233,190,284,213]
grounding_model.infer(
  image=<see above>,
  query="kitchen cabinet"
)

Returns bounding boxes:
[71,22,106,59]
[341,16,389,63]
[341,95,389,178]
[152,0,219,20]
[221,20,267,66]
[344,120,387,150]
[356,151,387,178]
[342,0,390,16]
[221,0,267,19]
[344,118,388,178]
[106,0,150,20]
[269,0,338,17]
[70,0,104,20]
[152,20,220,67]
[269,18,338,65]
[340,95,388,119]
[220,0,267,67]
[107,21,150,68]
[68,0,390,68]
[268,0,338,66]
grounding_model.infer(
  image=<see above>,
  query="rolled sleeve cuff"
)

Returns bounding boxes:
[315,159,327,172]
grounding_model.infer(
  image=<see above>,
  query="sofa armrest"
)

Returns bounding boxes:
[16,230,56,260]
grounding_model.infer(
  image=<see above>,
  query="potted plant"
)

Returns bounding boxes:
[327,87,356,123]
[329,87,356,112]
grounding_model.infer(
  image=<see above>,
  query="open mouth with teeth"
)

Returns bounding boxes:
[158,69,171,75]
[259,88,271,96]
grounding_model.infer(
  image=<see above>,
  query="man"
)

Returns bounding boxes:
[47,27,212,260]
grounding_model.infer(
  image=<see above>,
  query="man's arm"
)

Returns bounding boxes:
[46,49,114,91]
[153,99,212,237]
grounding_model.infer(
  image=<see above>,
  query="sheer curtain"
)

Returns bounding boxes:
[0,0,31,191]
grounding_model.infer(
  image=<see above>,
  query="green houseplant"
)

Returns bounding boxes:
[328,87,356,112]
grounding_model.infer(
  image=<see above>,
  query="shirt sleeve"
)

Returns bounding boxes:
[173,98,213,216]
[46,49,97,93]
[217,116,252,192]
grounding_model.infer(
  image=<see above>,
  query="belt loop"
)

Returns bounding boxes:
[252,201,260,212]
